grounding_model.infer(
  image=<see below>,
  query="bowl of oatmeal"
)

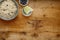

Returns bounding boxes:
[0,0,18,20]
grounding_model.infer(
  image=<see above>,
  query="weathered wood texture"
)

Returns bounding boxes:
[0,0,60,40]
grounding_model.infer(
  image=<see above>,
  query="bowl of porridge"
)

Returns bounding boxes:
[0,0,18,20]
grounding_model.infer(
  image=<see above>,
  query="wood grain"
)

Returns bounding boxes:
[0,0,60,33]
[0,0,60,40]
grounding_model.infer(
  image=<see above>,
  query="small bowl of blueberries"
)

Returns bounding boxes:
[19,0,29,6]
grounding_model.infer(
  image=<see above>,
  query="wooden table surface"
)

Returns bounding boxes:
[0,0,60,40]
[0,0,60,33]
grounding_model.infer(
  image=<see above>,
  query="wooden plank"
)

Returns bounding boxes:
[0,0,60,33]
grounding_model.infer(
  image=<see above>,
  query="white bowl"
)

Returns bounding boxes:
[0,0,18,21]
[22,9,33,16]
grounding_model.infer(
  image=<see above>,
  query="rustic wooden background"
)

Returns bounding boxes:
[0,0,60,40]
[0,0,60,32]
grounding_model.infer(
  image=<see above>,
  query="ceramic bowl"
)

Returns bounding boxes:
[19,0,29,6]
[0,0,18,21]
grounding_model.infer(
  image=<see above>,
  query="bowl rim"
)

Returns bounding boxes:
[19,0,29,6]
[0,0,19,21]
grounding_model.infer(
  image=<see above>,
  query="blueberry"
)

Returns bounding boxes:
[20,0,28,5]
